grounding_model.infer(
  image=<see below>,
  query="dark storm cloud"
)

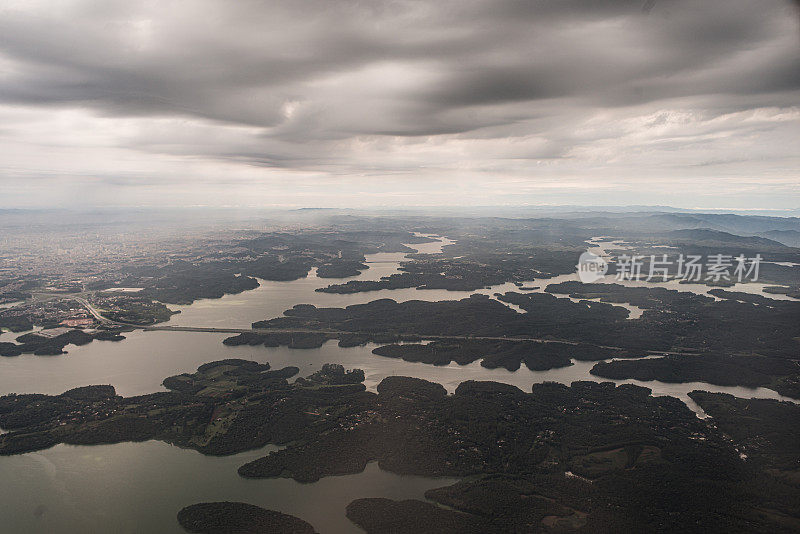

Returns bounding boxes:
[1,0,795,127]
[0,0,797,206]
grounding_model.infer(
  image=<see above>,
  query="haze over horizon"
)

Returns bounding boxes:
[2,5,800,531]
[1,0,798,209]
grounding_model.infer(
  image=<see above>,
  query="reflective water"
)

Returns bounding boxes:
[0,440,455,534]
[0,327,37,342]
[585,237,800,302]
[0,234,796,533]
[1,236,794,405]
[1,329,795,416]
[161,234,545,328]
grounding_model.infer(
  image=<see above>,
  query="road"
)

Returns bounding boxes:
[71,296,115,324]
[142,324,584,343]
[51,294,698,356]
[139,326,694,355]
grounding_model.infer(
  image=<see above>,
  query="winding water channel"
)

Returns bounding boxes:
[0,235,796,533]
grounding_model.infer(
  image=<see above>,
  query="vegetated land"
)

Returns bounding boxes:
[606,228,800,289]
[0,228,436,334]
[177,502,317,534]
[0,228,445,342]
[252,295,628,341]
[0,293,175,334]
[316,248,581,294]
[545,281,715,310]
[346,497,494,533]
[4,212,797,345]
[764,285,800,299]
[222,330,636,372]
[306,214,605,296]
[0,328,126,357]
[255,291,800,357]
[315,259,369,278]
[1,211,798,531]
[91,294,177,324]
[223,331,333,350]
[688,392,800,474]
[0,290,31,305]
[137,265,260,305]
[539,282,800,396]
[1,360,798,532]
[0,298,90,332]
[591,353,800,398]
[246,285,800,395]
[371,340,636,372]
[6,211,800,307]
[131,230,435,305]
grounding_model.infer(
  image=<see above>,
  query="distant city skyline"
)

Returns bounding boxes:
[1,0,798,209]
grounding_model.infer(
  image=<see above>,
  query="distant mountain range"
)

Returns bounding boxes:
[757,230,800,247]
[665,229,786,248]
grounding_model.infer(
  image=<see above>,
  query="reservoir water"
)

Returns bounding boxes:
[0,235,796,533]
[0,441,456,534]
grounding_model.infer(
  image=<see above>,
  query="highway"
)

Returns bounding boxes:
[58,294,697,356]
[71,296,115,324]
[142,324,582,343]
[137,326,694,355]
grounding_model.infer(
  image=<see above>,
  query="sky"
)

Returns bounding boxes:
[0,0,798,210]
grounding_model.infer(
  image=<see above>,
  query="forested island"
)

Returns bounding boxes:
[591,353,800,398]
[177,502,317,534]
[1,359,798,532]
[371,340,634,371]
[1,212,799,532]
[316,249,580,294]
[243,284,800,396]
[0,327,126,356]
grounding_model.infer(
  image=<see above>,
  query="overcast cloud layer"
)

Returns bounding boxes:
[1,0,798,208]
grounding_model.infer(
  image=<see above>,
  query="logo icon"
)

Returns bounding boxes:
[577,251,608,283]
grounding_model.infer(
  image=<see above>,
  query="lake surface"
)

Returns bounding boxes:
[584,237,800,302]
[0,440,456,534]
[0,235,796,533]
[161,234,544,328]
[3,236,792,407]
